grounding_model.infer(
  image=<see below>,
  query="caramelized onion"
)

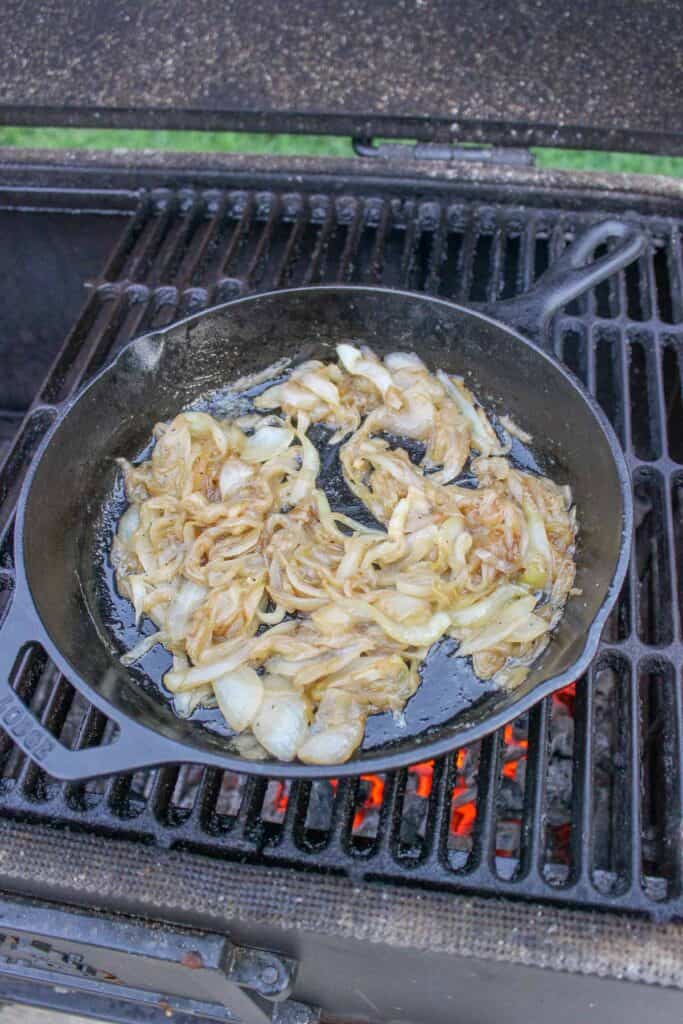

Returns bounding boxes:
[114,344,577,764]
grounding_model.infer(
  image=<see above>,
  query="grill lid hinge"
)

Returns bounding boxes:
[352,136,535,166]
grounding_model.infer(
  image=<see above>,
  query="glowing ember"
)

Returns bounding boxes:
[501,722,529,783]
[352,774,385,832]
[263,685,578,862]
[553,681,576,714]
[449,747,478,843]
[450,787,477,835]
[408,761,434,799]
[273,781,289,816]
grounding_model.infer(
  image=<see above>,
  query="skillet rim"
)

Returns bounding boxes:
[12,285,634,778]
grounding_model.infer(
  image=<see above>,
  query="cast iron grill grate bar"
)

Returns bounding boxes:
[0,185,681,917]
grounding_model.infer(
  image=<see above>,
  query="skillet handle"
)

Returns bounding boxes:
[0,594,173,780]
[483,219,647,346]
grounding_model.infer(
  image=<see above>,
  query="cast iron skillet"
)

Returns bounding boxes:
[0,220,644,780]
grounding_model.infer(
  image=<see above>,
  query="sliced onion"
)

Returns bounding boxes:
[219,458,254,498]
[437,371,501,455]
[252,689,309,760]
[337,343,397,403]
[297,370,340,406]
[449,583,527,629]
[213,666,264,732]
[164,644,253,690]
[116,344,577,766]
[456,595,538,656]
[173,685,216,717]
[182,411,228,453]
[384,351,425,371]
[117,505,140,546]
[241,424,294,463]
[166,580,208,641]
[120,628,166,666]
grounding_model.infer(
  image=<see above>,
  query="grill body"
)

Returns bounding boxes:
[0,149,681,1022]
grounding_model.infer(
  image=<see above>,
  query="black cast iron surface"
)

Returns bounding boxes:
[0,260,636,780]
[0,165,681,921]
[1,1,682,154]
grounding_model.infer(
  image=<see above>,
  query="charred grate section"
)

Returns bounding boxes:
[0,184,682,918]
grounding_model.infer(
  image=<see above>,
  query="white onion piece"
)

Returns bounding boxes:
[173,685,216,717]
[219,458,254,498]
[120,628,166,666]
[337,343,396,401]
[287,416,320,505]
[183,412,228,453]
[377,396,434,438]
[129,575,149,624]
[345,599,451,646]
[298,691,365,765]
[437,371,501,455]
[298,722,363,765]
[213,667,264,732]
[521,499,552,588]
[450,584,528,629]
[456,596,538,656]
[117,505,140,546]
[297,371,340,406]
[384,351,425,371]
[166,580,208,641]
[505,613,550,644]
[164,644,253,690]
[241,424,294,463]
[252,690,309,760]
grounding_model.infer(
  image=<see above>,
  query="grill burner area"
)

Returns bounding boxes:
[0,178,682,921]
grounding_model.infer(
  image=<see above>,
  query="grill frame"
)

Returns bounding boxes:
[0,150,682,953]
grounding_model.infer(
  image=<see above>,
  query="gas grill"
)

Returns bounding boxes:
[0,4,682,1022]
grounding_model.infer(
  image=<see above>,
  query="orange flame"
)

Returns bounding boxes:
[500,723,529,782]
[408,760,434,799]
[273,781,289,816]
[450,786,477,835]
[352,774,385,831]
[553,681,576,713]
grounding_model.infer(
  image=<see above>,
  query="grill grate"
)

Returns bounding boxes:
[0,184,682,917]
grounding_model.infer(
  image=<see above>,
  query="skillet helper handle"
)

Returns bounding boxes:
[0,594,167,780]
[486,219,647,346]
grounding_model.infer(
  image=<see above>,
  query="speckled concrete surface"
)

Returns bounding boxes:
[0,1008,94,1024]
[1,0,681,151]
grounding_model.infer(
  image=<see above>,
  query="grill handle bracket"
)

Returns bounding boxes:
[353,136,535,166]
[479,219,647,346]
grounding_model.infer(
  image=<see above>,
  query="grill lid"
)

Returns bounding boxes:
[1,0,682,155]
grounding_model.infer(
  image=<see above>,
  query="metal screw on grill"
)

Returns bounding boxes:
[261,965,279,985]
[224,944,296,1000]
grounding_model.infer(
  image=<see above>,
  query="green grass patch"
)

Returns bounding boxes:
[0,126,681,177]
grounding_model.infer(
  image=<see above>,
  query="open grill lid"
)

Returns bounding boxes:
[1,0,682,155]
